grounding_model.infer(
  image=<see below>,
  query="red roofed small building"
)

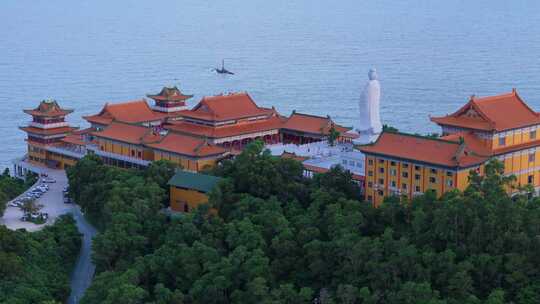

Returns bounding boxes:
[363,89,540,206]
[281,112,353,144]
[147,86,193,117]
[165,93,283,150]
[20,99,79,169]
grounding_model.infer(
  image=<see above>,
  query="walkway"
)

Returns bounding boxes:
[1,163,98,304]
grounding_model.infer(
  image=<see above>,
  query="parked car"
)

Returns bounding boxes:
[42,177,56,183]
[40,173,48,177]
[63,196,71,204]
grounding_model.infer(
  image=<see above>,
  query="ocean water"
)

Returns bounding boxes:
[1,0,540,169]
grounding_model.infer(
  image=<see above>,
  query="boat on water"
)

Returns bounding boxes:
[214,60,234,75]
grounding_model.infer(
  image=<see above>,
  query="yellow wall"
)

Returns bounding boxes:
[95,138,151,161]
[170,186,210,212]
[364,155,470,207]
[154,150,218,172]
[499,149,540,190]
[492,128,538,150]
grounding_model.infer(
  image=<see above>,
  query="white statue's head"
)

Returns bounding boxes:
[368,68,378,81]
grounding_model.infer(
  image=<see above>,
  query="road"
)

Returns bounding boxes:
[1,163,98,303]
[67,206,97,304]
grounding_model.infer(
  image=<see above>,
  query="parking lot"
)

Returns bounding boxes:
[1,168,75,231]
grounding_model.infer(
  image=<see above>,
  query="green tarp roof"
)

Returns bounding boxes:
[167,170,222,193]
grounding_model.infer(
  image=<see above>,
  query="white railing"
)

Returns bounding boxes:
[45,146,86,159]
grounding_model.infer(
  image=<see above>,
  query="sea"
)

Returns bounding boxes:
[1,0,540,170]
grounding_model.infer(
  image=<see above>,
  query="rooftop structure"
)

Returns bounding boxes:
[431,89,540,132]
[147,86,193,113]
[83,99,166,128]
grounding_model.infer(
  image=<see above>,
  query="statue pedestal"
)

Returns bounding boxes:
[353,130,381,145]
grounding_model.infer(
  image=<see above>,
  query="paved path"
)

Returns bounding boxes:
[67,206,97,304]
[1,164,98,303]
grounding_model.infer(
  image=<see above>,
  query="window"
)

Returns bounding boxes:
[430,168,437,174]
[137,151,142,158]
[415,174,421,180]
[390,169,397,176]
[378,159,385,164]
[368,182,373,188]
[391,181,397,187]
[377,190,384,196]
[379,167,385,174]
[446,171,453,177]
[131,150,135,157]
[415,186,421,192]
[529,153,535,163]
[368,170,373,177]
[429,177,437,183]
[368,159,374,165]
[446,180,453,187]
[342,160,347,165]
[499,136,506,146]
[100,146,104,151]
[402,172,409,178]
[349,160,355,166]
[415,165,421,171]
[402,183,407,190]
[402,163,409,169]
[367,195,373,202]
[528,175,534,184]
[378,178,384,185]
[531,130,537,140]
[357,162,362,167]
[390,161,396,166]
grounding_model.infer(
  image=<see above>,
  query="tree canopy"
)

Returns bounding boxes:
[68,143,540,304]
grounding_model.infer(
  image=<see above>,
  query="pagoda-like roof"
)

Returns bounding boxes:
[165,113,284,139]
[281,112,351,136]
[91,122,162,145]
[83,99,167,125]
[360,131,489,169]
[146,132,227,158]
[20,126,78,136]
[24,99,73,117]
[179,92,274,122]
[431,89,540,132]
[147,86,193,102]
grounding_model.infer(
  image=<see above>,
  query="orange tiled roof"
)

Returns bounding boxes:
[165,114,284,139]
[280,152,309,162]
[180,92,273,122]
[147,86,193,102]
[282,112,351,136]
[146,132,227,158]
[24,99,73,117]
[91,122,162,145]
[360,132,488,168]
[20,126,77,136]
[83,99,167,125]
[431,90,540,132]
[61,134,86,146]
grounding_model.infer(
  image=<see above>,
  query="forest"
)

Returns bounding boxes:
[0,215,81,303]
[66,141,540,304]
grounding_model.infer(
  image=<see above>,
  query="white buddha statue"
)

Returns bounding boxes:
[354,68,382,144]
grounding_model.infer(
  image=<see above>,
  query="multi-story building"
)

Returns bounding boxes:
[20,99,80,170]
[361,90,540,206]
[17,86,355,173]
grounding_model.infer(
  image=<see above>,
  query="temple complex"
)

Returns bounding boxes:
[361,89,540,206]
[18,86,355,174]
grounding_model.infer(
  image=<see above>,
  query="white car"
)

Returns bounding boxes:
[42,177,56,183]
